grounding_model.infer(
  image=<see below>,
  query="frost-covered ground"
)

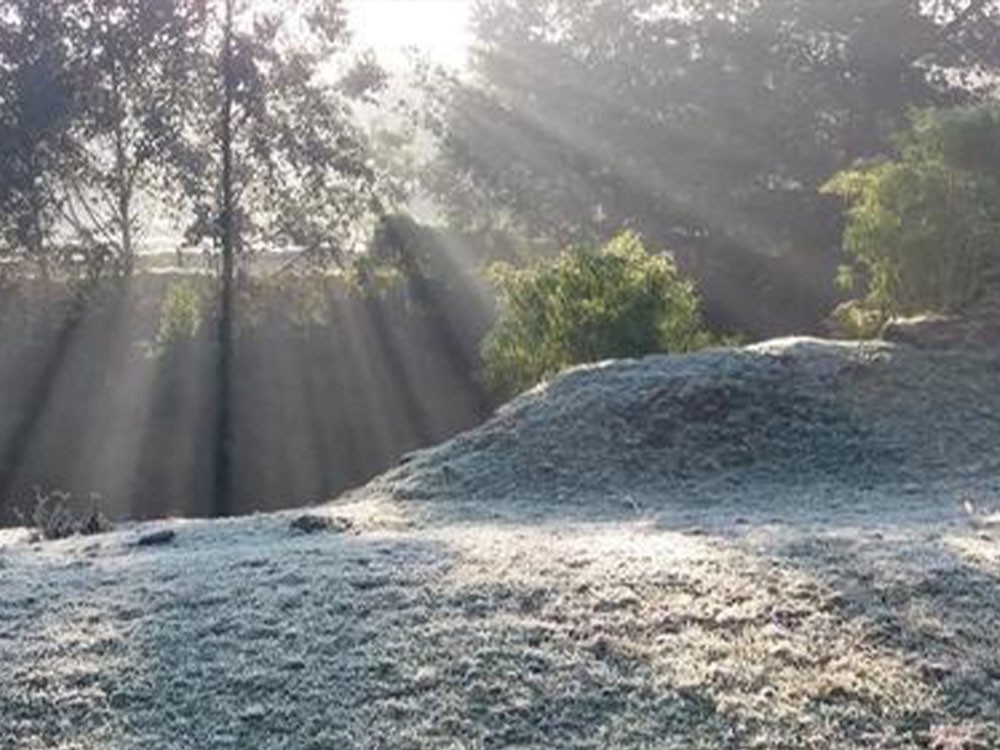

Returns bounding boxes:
[2,339,1000,749]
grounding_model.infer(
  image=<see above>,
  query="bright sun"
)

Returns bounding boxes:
[345,0,473,68]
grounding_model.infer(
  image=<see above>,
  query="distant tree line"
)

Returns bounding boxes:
[419,0,1000,337]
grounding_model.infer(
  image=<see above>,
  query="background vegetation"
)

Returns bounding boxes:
[482,233,711,400]
[419,0,1000,336]
[825,107,1000,329]
[0,268,492,524]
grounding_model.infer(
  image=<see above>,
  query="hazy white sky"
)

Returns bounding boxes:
[345,0,474,68]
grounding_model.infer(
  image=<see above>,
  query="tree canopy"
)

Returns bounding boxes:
[421,0,1000,336]
[0,0,387,278]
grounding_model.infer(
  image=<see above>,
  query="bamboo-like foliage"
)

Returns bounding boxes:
[824,107,1000,319]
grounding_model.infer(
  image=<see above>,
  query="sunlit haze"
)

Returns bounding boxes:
[4,2,1000,747]
[346,0,473,68]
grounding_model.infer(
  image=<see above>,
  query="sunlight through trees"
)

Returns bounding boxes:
[0,0,999,520]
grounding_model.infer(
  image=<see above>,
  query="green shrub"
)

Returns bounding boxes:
[823,107,1000,321]
[481,232,712,399]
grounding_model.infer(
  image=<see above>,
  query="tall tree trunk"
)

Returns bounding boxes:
[214,0,236,517]
[110,63,134,275]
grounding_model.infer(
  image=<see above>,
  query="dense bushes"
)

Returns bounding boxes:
[481,233,713,398]
[824,107,1000,327]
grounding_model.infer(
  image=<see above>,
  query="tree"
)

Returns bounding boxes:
[0,0,207,277]
[0,1,78,276]
[62,0,206,275]
[481,232,712,399]
[824,106,1000,320]
[0,0,386,281]
[182,0,386,268]
[182,0,387,514]
[0,0,400,517]
[421,0,1000,336]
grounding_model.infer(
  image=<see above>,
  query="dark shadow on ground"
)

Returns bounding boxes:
[767,528,1000,746]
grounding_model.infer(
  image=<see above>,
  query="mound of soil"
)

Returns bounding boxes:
[366,338,1000,508]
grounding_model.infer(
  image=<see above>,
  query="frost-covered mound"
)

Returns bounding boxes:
[369,338,1000,508]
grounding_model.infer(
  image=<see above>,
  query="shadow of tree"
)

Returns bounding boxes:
[770,530,1000,746]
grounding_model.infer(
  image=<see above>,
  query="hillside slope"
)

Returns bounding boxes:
[2,337,999,749]
[367,338,1000,518]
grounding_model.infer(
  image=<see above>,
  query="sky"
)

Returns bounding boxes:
[345,0,474,69]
